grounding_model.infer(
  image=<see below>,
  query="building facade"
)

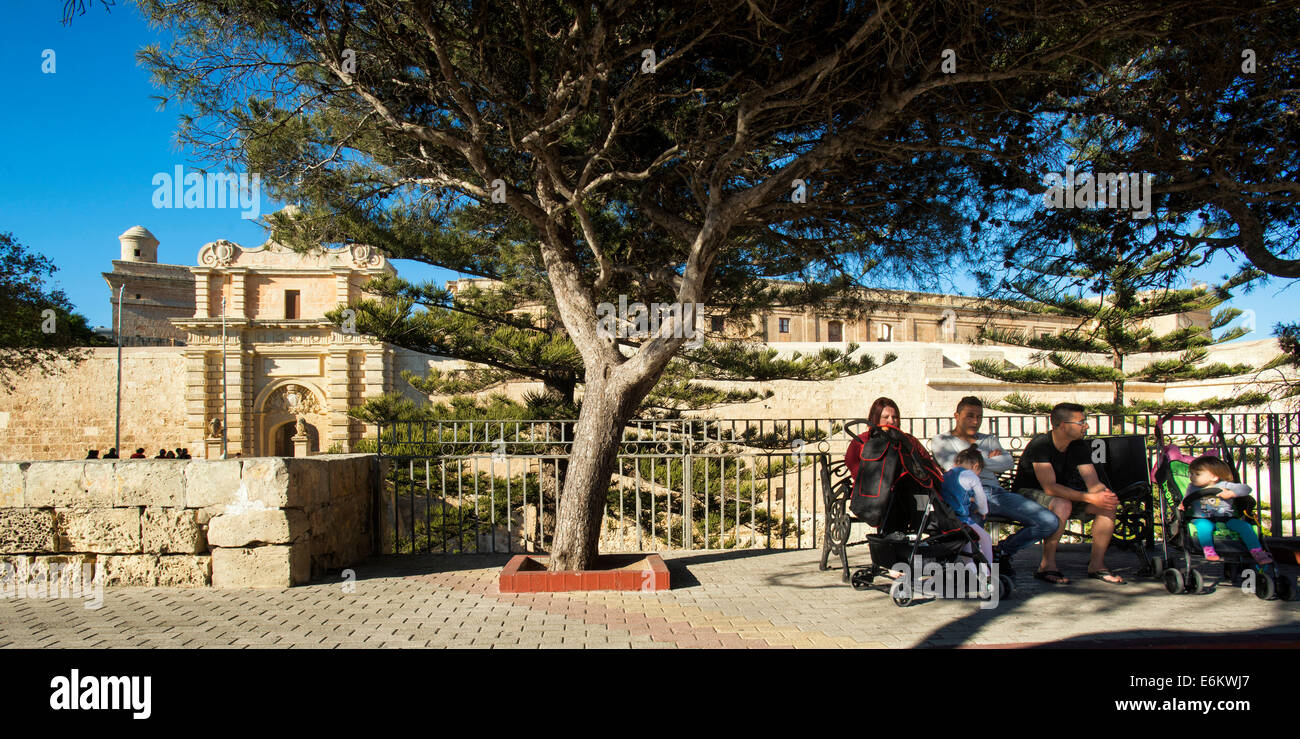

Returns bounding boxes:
[96,226,401,457]
[448,277,1212,346]
[171,237,396,457]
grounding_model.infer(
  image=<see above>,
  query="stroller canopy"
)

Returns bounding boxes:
[849,425,954,531]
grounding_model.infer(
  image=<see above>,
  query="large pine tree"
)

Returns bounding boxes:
[331,251,896,417]
[139,0,1289,570]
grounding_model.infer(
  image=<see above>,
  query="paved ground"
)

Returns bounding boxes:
[1,544,1297,648]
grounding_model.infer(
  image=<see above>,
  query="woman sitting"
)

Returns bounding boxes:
[845,396,900,482]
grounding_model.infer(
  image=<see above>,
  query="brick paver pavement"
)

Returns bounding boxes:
[2,545,1297,648]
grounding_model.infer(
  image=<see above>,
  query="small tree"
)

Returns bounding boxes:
[0,232,105,391]
[1268,322,1300,409]
[969,240,1273,417]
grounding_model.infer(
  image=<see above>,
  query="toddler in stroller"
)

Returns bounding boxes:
[1183,456,1272,565]
[1152,412,1292,598]
[940,446,994,578]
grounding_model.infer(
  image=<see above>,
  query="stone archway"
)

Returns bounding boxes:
[273,420,320,456]
[253,380,329,457]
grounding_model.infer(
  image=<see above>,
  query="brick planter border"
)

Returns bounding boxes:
[499,553,669,593]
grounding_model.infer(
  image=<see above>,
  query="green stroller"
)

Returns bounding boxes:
[1151,413,1294,600]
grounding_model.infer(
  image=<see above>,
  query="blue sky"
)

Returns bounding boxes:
[1,1,454,329]
[1,1,1292,337]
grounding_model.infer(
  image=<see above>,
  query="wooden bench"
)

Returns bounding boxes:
[819,433,1157,583]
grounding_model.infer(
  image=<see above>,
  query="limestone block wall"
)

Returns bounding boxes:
[104,260,196,343]
[0,454,376,588]
[0,347,191,462]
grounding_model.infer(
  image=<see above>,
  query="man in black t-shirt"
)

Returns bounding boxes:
[1012,403,1123,585]
[1011,433,1090,492]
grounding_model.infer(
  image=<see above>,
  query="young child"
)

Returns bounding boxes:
[940,446,994,574]
[1182,455,1272,564]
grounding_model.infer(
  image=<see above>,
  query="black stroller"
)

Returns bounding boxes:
[1151,413,1294,600]
[847,424,1014,606]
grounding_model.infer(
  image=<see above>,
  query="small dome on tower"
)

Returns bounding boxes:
[119,226,160,263]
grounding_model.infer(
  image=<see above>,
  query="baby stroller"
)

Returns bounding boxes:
[848,424,1014,606]
[1151,413,1294,600]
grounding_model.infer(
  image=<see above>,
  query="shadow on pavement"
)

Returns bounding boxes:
[662,548,788,565]
[659,549,794,589]
[343,553,516,580]
[910,545,1300,647]
[342,548,784,586]
[965,627,1300,649]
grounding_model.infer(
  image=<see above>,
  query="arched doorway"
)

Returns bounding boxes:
[253,380,329,456]
[273,420,320,457]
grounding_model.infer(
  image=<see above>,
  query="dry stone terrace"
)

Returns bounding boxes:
[2,545,1297,648]
[0,455,376,589]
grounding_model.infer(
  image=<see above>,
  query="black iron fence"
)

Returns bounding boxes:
[373,413,1298,554]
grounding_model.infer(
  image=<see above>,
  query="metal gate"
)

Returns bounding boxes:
[372,419,822,554]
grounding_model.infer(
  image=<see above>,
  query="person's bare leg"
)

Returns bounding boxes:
[1038,497,1072,581]
[1087,508,1122,581]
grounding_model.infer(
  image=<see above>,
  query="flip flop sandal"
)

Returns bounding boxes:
[1033,569,1069,585]
[1087,569,1127,585]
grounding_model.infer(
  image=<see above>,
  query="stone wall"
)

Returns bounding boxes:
[103,259,195,344]
[246,274,341,320]
[0,454,375,588]
[394,339,1291,419]
[0,347,191,462]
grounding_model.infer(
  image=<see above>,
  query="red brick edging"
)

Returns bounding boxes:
[499,554,670,593]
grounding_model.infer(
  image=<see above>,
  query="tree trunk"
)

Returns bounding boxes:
[547,375,654,571]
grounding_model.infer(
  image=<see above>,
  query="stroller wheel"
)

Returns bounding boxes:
[890,578,913,607]
[1276,575,1296,602]
[1186,568,1204,594]
[1162,568,1184,595]
[998,574,1014,600]
[1255,572,1277,601]
[850,569,874,591]
[1150,556,1165,579]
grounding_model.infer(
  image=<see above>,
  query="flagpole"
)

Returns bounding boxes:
[115,283,123,454]
[221,296,228,459]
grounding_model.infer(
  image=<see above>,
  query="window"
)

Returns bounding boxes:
[134,294,141,300]
[779,317,790,333]
[134,249,140,257]
[827,320,843,342]
[710,316,724,332]
[878,323,893,342]
[285,290,300,319]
